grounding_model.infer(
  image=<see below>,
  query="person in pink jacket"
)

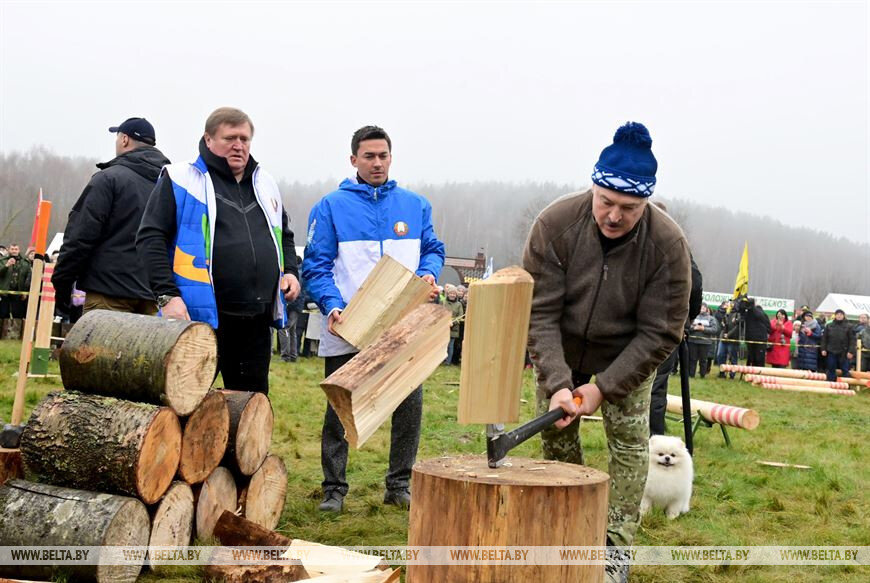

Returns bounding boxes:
[766,309,793,368]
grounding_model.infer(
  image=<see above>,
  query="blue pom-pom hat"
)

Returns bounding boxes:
[591,122,657,197]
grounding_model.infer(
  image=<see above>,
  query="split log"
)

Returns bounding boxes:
[207,510,309,582]
[0,479,150,583]
[761,383,855,396]
[322,303,450,448]
[179,390,230,484]
[148,481,194,570]
[0,448,24,486]
[221,390,273,476]
[666,395,760,430]
[20,391,181,504]
[406,455,608,583]
[302,571,401,582]
[334,254,433,350]
[194,466,238,539]
[214,509,291,546]
[745,375,850,390]
[59,310,217,415]
[720,364,825,380]
[757,461,812,470]
[239,454,288,530]
[458,267,534,424]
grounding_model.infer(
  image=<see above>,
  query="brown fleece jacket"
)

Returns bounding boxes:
[522,189,691,403]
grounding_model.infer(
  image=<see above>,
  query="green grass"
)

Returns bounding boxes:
[1,339,867,582]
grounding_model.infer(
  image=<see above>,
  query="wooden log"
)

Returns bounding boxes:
[837,376,869,387]
[0,479,150,583]
[322,303,450,448]
[847,370,870,380]
[761,382,855,396]
[203,563,310,583]
[58,310,217,415]
[745,374,850,390]
[665,394,760,430]
[407,455,608,583]
[221,390,273,476]
[194,466,238,539]
[20,391,181,504]
[458,267,534,424]
[0,448,24,485]
[720,364,826,380]
[179,390,230,484]
[148,481,194,570]
[334,254,433,350]
[238,454,288,530]
[33,263,55,349]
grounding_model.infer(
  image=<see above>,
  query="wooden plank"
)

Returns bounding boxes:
[322,303,450,448]
[458,267,534,424]
[334,254,433,350]
[757,461,811,470]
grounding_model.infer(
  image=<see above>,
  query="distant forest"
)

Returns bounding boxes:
[2,147,868,308]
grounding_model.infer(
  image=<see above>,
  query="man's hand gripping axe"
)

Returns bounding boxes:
[486,396,582,468]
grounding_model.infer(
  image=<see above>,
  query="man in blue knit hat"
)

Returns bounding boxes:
[523,122,691,582]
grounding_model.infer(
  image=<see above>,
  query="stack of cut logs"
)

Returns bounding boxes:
[721,364,865,395]
[0,310,285,582]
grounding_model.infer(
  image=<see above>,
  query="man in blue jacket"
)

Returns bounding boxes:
[302,126,445,512]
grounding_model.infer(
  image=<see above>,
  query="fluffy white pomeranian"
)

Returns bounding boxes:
[640,434,693,519]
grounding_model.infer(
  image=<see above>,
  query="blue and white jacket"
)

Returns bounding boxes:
[301,177,445,357]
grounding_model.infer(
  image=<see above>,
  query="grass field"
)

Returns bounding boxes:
[0,339,867,582]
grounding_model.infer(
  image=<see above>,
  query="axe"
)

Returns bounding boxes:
[486,396,582,467]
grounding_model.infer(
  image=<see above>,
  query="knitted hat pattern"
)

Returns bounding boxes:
[592,122,658,197]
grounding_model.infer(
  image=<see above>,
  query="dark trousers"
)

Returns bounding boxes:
[746,343,767,367]
[322,352,423,496]
[215,311,273,393]
[825,352,850,382]
[650,349,678,435]
[687,342,711,377]
[277,311,299,361]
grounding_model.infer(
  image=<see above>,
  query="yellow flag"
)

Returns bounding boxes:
[733,242,749,299]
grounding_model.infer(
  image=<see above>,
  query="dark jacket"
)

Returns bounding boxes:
[821,319,857,355]
[743,305,771,342]
[137,139,298,316]
[0,255,31,291]
[523,190,691,402]
[798,318,821,370]
[52,147,170,308]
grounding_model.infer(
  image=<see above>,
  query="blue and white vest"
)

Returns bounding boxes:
[162,157,287,329]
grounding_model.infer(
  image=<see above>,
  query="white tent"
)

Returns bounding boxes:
[814,293,870,317]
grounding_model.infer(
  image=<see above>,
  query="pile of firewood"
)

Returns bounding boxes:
[0,310,285,582]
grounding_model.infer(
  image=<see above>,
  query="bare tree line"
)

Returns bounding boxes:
[1,148,868,308]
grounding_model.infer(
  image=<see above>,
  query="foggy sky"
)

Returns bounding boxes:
[1,1,867,243]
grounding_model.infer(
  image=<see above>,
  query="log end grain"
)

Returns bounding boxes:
[741,410,761,430]
[412,454,609,487]
[179,391,230,484]
[241,454,288,530]
[235,393,273,476]
[195,467,238,540]
[149,481,194,550]
[137,408,182,504]
[165,323,218,415]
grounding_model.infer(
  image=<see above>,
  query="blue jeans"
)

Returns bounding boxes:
[717,339,739,375]
[826,352,850,382]
[445,338,456,365]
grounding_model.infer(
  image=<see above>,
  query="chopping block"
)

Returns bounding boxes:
[406,454,608,583]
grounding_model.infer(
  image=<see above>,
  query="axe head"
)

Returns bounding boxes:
[0,424,24,449]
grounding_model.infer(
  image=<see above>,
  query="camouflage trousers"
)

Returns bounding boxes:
[536,373,653,548]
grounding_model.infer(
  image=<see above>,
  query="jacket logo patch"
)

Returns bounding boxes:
[271,198,278,213]
[307,219,316,245]
[394,221,409,236]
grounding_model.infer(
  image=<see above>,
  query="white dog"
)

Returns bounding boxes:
[640,434,693,519]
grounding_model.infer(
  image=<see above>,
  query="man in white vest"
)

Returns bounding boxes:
[138,107,300,393]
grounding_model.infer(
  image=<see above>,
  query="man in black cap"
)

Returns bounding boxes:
[53,117,170,315]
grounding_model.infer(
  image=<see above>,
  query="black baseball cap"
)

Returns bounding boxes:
[109,117,156,145]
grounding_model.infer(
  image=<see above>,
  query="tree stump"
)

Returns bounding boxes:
[148,481,194,571]
[239,454,288,530]
[20,391,181,504]
[407,455,609,583]
[179,390,230,484]
[59,310,217,415]
[194,466,238,539]
[221,390,273,476]
[0,479,150,583]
